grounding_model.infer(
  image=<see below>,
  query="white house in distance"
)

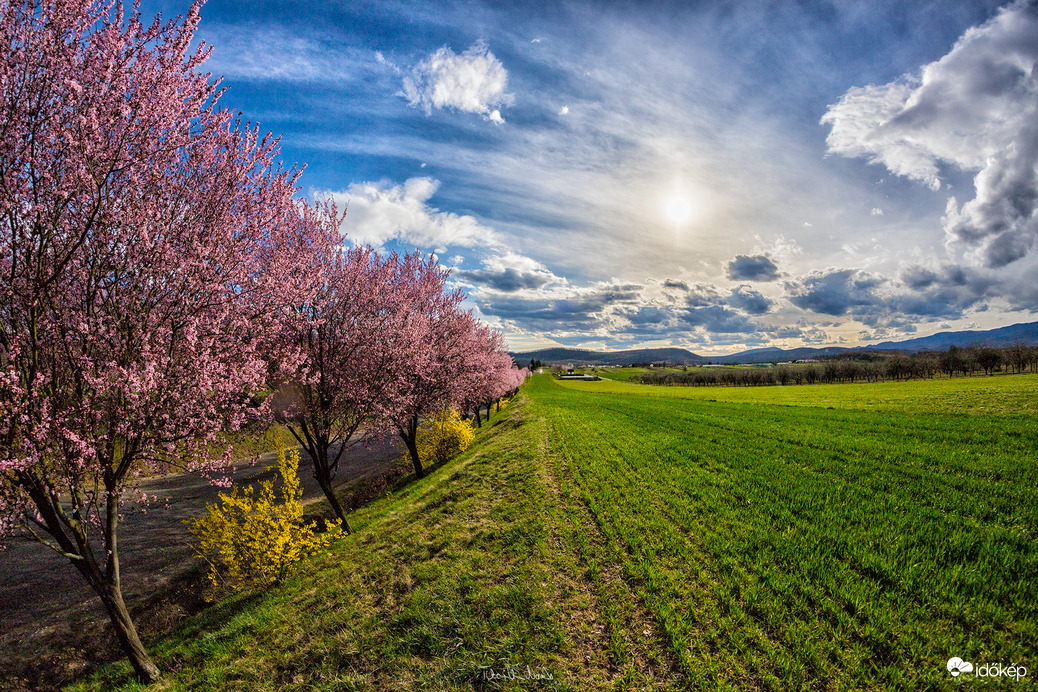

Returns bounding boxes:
[560,368,601,381]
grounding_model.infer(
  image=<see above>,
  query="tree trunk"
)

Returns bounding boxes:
[312,442,354,534]
[316,473,354,534]
[19,470,161,683]
[400,415,424,478]
[86,575,161,683]
[63,490,162,684]
[290,423,355,534]
[473,406,482,427]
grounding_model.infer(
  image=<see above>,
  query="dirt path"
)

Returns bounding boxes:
[0,434,407,691]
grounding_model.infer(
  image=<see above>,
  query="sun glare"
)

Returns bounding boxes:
[666,196,692,224]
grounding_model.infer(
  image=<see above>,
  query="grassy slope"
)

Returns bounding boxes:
[71,374,1037,691]
[71,398,672,691]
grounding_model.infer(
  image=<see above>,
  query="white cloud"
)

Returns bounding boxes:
[481,251,555,275]
[823,80,942,190]
[304,9,896,292]
[870,208,884,216]
[402,41,514,124]
[375,51,401,75]
[204,27,375,84]
[753,234,803,264]
[454,252,565,293]
[822,1,1038,267]
[559,105,569,115]
[321,177,501,249]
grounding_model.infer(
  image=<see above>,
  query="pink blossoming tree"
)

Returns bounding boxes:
[373,255,476,478]
[272,213,412,532]
[457,325,511,427]
[0,0,326,681]
[275,239,526,501]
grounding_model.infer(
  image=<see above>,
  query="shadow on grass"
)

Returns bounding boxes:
[386,449,475,495]
[384,410,526,497]
[85,589,273,690]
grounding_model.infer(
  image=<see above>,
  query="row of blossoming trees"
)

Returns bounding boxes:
[0,0,525,682]
[278,241,527,532]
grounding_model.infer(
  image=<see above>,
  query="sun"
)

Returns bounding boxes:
[666,196,692,224]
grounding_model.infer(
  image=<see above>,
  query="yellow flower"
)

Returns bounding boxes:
[189,440,341,597]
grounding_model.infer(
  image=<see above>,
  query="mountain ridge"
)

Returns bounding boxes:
[511,321,1038,365]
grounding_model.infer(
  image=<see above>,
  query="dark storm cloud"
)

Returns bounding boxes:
[477,283,643,332]
[786,269,883,316]
[726,255,780,281]
[685,284,724,307]
[982,226,1037,268]
[625,306,668,325]
[900,263,980,291]
[727,286,772,315]
[901,266,940,289]
[616,305,684,337]
[663,279,690,291]
[681,305,758,334]
[479,295,599,331]
[787,265,994,327]
[891,264,994,318]
[454,267,550,292]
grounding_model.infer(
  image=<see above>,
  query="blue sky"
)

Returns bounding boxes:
[146,0,1037,354]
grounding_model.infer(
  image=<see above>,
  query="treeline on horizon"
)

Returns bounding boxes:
[621,344,1038,387]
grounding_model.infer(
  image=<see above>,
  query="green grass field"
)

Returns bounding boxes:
[71,373,1037,691]
[532,373,1037,688]
[565,370,1038,416]
[592,366,654,381]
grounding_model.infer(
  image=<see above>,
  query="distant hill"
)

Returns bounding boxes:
[511,321,1038,366]
[711,346,852,364]
[865,321,1038,352]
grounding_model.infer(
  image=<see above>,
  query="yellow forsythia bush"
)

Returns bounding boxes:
[417,408,475,466]
[189,441,340,595]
